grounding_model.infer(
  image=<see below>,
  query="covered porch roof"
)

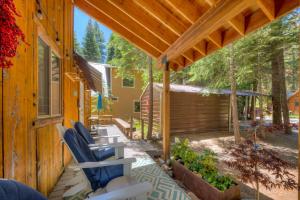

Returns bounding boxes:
[73,52,103,93]
[74,0,298,70]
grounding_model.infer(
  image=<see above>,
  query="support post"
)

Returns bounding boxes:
[162,58,170,161]
[298,46,300,200]
[141,119,144,140]
[130,116,133,139]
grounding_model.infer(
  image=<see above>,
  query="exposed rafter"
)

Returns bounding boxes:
[85,0,169,53]
[159,0,252,64]
[108,0,178,45]
[74,0,298,69]
[134,0,188,36]
[164,0,201,23]
[228,14,245,36]
[208,29,223,48]
[75,0,161,57]
[256,0,275,21]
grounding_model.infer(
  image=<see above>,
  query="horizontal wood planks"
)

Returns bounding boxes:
[141,85,230,135]
[1,0,83,196]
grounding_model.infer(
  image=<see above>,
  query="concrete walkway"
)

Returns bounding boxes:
[49,125,191,200]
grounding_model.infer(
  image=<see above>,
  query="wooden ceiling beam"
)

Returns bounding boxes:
[228,14,245,36]
[134,0,187,36]
[75,0,161,57]
[204,0,217,7]
[183,49,195,62]
[159,0,252,64]
[208,29,223,48]
[108,0,178,46]
[256,0,275,21]
[85,0,168,53]
[194,40,207,56]
[164,0,201,23]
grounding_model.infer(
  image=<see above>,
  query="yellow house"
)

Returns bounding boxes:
[108,67,143,120]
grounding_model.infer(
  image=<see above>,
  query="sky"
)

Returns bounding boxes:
[74,7,112,46]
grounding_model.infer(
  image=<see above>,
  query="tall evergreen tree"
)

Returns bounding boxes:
[82,19,101,62]
[94,21,106,63]
[74,32,82,55]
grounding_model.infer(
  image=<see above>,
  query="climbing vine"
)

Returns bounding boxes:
[0,0,26,68]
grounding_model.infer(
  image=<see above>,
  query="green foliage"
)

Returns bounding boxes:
[171,139,234,191]
[82,19,101,62]
[188,10,299,93]
[74,32,82,55]
[93,22,106,63]
[106,33,162,87]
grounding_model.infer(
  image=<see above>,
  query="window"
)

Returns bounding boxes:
[295,101,299,107]
[51,53,61,115]
[38,38,50,116]
[111,96,119,102]
[38,37,61,117]
[134,101,141,113]
[122,77,135,88]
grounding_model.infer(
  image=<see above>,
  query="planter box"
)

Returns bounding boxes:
[172,160,240,200]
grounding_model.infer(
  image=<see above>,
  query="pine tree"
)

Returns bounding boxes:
[94,21,106,63]
[74,32,82,55]
[82,19,100,62]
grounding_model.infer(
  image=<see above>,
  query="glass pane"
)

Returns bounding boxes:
[38,38,50,116]
[123,77,134,87]
[51,52,61,115]
[134,101,140,112]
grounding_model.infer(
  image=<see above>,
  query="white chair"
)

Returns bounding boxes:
[55,124,152,200]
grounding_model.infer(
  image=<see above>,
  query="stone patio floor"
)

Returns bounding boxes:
[48,125,191,200]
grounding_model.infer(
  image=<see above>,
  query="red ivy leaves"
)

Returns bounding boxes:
[0,0,26,68]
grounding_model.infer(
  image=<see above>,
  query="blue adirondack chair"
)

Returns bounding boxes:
[0,179,47,200]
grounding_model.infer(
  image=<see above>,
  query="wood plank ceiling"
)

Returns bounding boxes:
[75,0,299,70]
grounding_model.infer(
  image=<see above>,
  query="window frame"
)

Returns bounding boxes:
[122,77,135,88]
[133,100,141,113]
[37,34,62,118]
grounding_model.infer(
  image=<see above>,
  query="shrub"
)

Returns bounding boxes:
[171,139,234,191]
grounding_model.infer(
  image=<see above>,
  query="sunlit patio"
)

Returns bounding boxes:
[0,0,299,200]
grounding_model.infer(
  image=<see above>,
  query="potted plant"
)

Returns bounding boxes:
[171,139,240,200]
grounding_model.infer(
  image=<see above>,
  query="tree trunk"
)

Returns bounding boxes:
[147,56,153,140]
[272,49,283,125]
[250,81,258,120]
[229,45,241,144]
[278,48,290,134]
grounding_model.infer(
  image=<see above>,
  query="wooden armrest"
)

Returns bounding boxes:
[89,142,125,149]
[89,182,152,200]
[93,135,120,139]
[77,158,136,168]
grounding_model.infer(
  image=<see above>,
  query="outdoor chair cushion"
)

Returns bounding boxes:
[74,121,115,160]
[64,129,123,191]
[0,179,47,200]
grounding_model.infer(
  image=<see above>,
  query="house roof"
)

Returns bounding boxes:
[73,53,103,93]
[154,83,268,96]
[288,90,299,100]
[74,0,299,70]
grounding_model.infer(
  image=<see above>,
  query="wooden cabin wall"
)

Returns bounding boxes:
[170,93,230,134]
[2,0,37,189]
[1,0,78,196]
[140,86,161,133]
[84,86,91,127]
